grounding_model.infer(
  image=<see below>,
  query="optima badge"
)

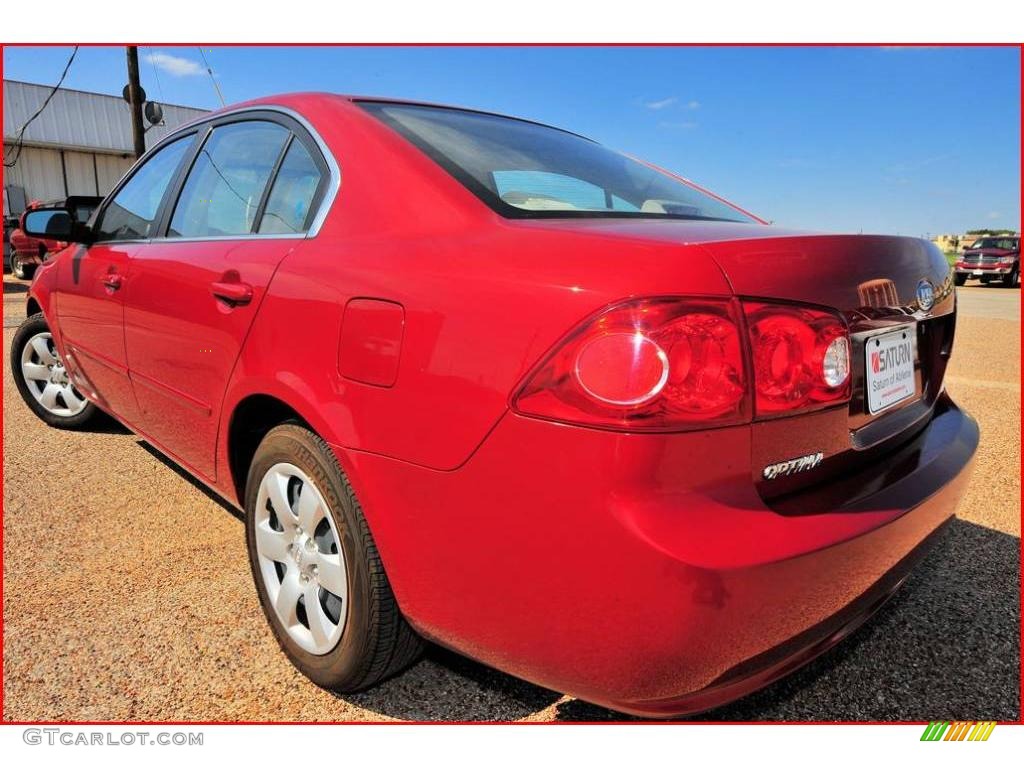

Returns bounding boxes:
[763,452,825,480]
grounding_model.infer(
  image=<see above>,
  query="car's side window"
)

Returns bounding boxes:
[93,135,193,242]
[257,139,323,234]
[169,121,289,238]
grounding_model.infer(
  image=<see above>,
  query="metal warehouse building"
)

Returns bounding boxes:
[3,79,207,216]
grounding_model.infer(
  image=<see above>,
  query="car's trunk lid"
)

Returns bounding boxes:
[696,232,956,503]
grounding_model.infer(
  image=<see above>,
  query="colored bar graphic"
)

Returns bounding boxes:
[921,721,995,742]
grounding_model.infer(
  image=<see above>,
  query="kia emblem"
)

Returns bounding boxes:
[916,279,935,312]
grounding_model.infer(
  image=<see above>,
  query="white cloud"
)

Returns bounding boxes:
[644,96,677,110]
[686,100,700,110]
[145,52,204,77]
[987,211,1002,220]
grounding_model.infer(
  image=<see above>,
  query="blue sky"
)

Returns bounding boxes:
[4,45,1020,236]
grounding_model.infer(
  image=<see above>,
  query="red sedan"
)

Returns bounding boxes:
[12,94,977,718]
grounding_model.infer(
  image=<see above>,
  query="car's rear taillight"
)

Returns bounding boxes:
[744,301,851,417]
[513,296,851,432]
[512,297,749,431]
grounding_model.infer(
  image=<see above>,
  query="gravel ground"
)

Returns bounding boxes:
[2,277,1019,722]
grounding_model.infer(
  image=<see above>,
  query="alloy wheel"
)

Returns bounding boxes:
[254,462,349,655]
[19,331,88,417]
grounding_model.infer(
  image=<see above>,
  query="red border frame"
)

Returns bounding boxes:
[0,42,1021,727]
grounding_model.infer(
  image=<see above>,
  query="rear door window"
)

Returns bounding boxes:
[169,121,289,238]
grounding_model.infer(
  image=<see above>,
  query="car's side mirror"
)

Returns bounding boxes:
[23,208,91,243]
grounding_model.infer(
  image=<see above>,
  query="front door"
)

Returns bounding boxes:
[123,119,325,480]
[55,134,196,427]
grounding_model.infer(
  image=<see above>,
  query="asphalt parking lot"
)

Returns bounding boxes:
[2,275,1019,722]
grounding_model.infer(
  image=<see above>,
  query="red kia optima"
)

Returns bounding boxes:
[12,93,977,717]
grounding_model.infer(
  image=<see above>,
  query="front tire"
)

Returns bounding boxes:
[245,423,423,691]
[11,313,98,428]
[1002,268,1018,288]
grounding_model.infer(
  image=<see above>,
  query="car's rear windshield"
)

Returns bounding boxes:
[358,101,756,224]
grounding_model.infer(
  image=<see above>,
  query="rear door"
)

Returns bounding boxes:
[123,114,328,480]
[55,134,195,426]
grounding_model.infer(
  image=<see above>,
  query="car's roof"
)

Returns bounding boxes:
[195,91,595,142]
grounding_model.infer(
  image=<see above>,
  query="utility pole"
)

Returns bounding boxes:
[125,46,146,159]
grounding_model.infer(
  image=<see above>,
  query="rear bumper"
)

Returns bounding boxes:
[622,500,961,716]
[343,392,978,717]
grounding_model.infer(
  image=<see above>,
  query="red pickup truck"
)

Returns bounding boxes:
[953,235,1020,287]
[8,197,101,279]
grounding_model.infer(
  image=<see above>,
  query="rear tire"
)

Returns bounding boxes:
[953,273,967,286]
[11,313,98,429]
[244,423,423,691]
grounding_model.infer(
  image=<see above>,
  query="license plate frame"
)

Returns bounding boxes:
[865,325,917,415]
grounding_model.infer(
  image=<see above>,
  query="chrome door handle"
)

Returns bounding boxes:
[102,273,123,291]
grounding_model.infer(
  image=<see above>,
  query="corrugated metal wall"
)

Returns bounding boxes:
[3,79,207,213]
[3,144,134,206]
[96,153,131,193]
[64,150,97,195]
[3,79,208,154]
[4,146,66,202]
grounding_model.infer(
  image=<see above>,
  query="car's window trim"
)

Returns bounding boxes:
[89,105,339,246]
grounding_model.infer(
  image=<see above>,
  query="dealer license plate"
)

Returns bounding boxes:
[866,326,917,415]
[973,269,984,275]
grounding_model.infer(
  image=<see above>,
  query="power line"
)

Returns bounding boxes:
[4,46,79,168]
[147,46,166,103]
[196,47,226,108]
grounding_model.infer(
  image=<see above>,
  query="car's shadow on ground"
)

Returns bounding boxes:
[3,281,28,295]
[138,436,1019,721]
[135,440,244,523]
[73,410,134,436]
